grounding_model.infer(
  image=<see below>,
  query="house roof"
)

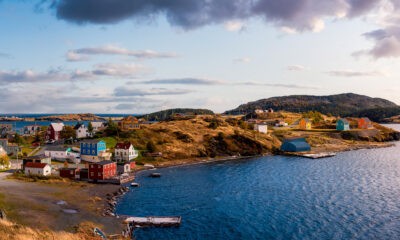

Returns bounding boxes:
[338,118,349,124]
[46,146,70,152]
[59,167,78,171]
[91,122,105,127]
[74,123,85,130]
[115,142,132,149]
[361,117,371,122]
[90,160,115,166]
[24,154,49,160]
[25,162,48,169]
[301,118,311,123]
[50,123,64,131]
[81,139,104,144]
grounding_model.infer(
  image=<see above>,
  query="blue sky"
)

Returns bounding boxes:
[1,0,400,114]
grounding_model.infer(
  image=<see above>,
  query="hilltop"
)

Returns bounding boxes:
[37,113,103,121]
[224,93,398,118]
[138,108,214,121]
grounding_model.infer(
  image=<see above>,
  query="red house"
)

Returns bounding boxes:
[45,123,64,141]
[358,117,373,129]
[88,161,117,181]
[59,168,79,179]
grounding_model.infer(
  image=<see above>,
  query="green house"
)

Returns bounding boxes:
[336,118,350,131]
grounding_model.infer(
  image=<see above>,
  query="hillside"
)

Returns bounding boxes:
[96,114,399,167]
[138,108,214,121]
[224,93,398,118]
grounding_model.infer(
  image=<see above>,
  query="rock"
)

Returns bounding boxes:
[0,209,6,220]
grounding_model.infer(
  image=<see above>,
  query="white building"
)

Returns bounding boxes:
[23,125,41,135]
[24,162,51,176]
[45,146,71,160]
[254,124,268,133]
[114,142,138,162]
[74,123,88,139]
[91,122,106,132]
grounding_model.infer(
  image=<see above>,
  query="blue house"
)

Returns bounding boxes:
[336,118,350,131]
[280,138,311,152]
[80,140,107,162]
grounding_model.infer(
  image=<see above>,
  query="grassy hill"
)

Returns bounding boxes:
[224,93,398,118]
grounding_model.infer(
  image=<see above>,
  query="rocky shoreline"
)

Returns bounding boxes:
[103,186,130,217]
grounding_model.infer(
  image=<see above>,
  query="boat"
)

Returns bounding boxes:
[149,173,161,178]
[130,182,140,187]
[144,164,155,169]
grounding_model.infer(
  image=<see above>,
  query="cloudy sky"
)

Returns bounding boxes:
[1,0,400,114]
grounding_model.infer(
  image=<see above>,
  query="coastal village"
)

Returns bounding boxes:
[0,109,399,239]
[0,109,397,177]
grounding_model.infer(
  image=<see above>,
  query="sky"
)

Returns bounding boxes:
[1,0,400,114]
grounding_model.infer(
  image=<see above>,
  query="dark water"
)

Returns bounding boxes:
[116,125,400,240]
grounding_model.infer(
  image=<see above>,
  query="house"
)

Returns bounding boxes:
[299,118,312,130]
[358,117,373,129]
[117,161,136,175]
[80,139,107,162]
[336,118,350,131]
[0,139,20,156]
[23,125,41,135]
[280,138,311,152]
[254,109,264,114]
[59,167,79,179]
[44,146,72,161]
[88,160,117,181]
[45,123,64,141]
[0,146,6,156]
[91,122,106,133]
[254,124,268,133]
[79,168,89,180]
[74,123,88,139]
[0,124,12,132]
[0,128,8,138]
[275,120,288,127]
[24,162,51,176]
[22,155,51,170]
[114,142,138,162]
[118,116,140,131]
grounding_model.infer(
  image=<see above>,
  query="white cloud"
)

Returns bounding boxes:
[287,65,306,71]
[326,70,387,77]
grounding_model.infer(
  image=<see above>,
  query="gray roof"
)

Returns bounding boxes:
[90,160,115,166]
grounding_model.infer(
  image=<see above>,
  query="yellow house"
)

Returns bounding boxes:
[118,116,140,131]
[299,118,312,130]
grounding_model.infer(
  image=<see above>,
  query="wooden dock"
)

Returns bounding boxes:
[124,216,182,227]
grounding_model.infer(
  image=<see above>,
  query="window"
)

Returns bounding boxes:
[98,165,101,169]
[98,173,101,177]
[90,172,94,176]
[92,150,95,154]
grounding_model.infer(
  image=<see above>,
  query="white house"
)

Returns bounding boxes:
[254,124,268,133]
[114,142,138,162]
[23,125,41,135]
[74,123,88,139]
[91,122,106,133]
[24,162,51,176]
[45,146,71,160]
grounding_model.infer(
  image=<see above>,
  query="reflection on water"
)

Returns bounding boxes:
[116,125,400,240]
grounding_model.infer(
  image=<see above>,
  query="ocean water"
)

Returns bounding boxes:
[116,125,400,240]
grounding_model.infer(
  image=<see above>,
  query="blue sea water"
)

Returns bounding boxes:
[116,125,400,240]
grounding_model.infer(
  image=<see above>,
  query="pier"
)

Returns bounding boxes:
[124,216,182,227]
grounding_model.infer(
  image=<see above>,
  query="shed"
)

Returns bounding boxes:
[299,118,312,130]
[280,138,311,152]
[358,117,373,129]
[336,118,350,131]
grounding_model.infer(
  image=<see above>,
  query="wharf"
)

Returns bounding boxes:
[124,216,182,227]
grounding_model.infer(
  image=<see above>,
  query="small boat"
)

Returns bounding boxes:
[131,182,140,187]
[144,164,155,169]
[149,173,161,178]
